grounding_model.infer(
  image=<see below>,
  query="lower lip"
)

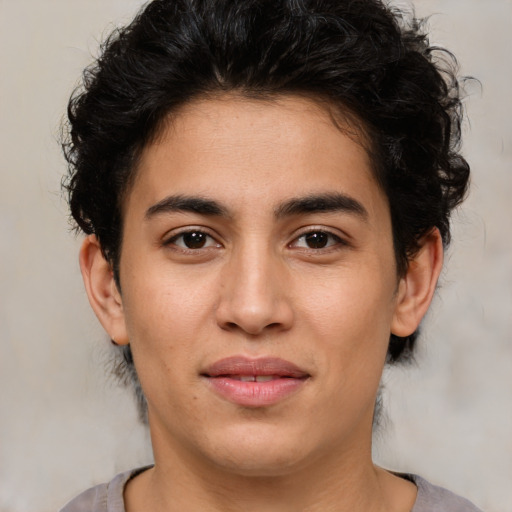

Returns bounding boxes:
[205,377,307,407]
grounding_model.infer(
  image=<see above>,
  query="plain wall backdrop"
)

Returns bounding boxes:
[1,1,511,511]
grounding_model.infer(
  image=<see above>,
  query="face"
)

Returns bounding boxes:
[112,95,406,476]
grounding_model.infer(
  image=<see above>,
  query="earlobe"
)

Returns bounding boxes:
[391,228,444,337]
[79,235,129,345]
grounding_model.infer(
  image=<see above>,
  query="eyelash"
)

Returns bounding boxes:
[289,229,346,251]
[164,228,221,252]
[164,227,346,253]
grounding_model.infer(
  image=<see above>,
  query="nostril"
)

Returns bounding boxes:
[223,322,239,331]
[220,320,287,337]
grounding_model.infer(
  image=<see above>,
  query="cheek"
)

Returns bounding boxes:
[119,275,207,412]
[294,262,396,388]
[296,265,397,341]
[122,260,217,340]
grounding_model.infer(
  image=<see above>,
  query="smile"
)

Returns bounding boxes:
[201,356,310,407]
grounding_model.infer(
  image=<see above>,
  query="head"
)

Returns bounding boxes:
[63,0,469,421]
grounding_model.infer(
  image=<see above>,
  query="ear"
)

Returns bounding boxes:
[391,228,444,337]
[79,235,129,345]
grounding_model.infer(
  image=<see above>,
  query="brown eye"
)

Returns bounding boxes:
[168,230,220,250]
[182,231,208,249]
[304,232,329,248]
[292,230,343,250]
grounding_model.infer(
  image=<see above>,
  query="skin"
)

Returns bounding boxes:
[80,94,443,512]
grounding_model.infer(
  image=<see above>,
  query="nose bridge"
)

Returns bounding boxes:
[217,236,292,335]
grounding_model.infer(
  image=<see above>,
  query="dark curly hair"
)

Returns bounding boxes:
[62,0,470,415]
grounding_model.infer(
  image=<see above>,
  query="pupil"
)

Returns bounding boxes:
[183,232,206,249]
[305,232,328,248]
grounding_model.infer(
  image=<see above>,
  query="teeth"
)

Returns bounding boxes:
[255,375,276,382]
[229,375,279,382]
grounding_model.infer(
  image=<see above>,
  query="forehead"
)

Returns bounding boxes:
[126,94,385,221]
[154,93,373,169]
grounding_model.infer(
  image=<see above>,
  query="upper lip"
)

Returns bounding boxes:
[202,356,309,378]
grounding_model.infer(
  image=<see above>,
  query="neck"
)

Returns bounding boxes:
[125,422,416,512]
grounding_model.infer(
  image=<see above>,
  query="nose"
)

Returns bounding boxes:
[215,243,294,336]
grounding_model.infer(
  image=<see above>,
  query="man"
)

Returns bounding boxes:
[60,0,481,510]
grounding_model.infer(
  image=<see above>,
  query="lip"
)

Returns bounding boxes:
[201,356,310,407]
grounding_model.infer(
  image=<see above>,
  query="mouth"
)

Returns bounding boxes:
[224,375,288,382]
[201,356,310,407]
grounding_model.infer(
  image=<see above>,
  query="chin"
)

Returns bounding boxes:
[210,450,308,478]
[201,422,318,477]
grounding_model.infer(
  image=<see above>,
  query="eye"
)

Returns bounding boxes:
[167,230,220,250]
[291,230,343,250]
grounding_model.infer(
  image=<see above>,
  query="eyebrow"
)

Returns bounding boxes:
[275,193,368,220]
[145,192,368,222]
[145,194,230,220]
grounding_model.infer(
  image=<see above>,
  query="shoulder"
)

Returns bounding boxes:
[59,482,109,512]
[410,474,484,512]
[59,467,150,512]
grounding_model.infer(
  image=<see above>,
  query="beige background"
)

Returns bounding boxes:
[1,1,510,511]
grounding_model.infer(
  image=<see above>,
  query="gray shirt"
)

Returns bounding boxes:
[60,468,483,512]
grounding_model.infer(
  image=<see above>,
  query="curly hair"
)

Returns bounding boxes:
[62,0,470,408]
